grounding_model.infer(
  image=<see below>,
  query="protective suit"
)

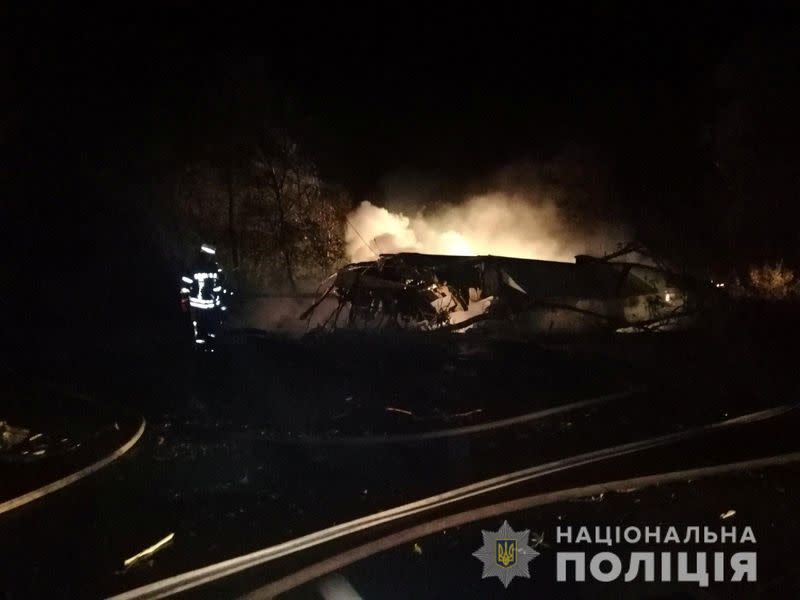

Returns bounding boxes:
[179,244,228,349]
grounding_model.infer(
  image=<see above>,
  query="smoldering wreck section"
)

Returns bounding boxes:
[301,249,710,336]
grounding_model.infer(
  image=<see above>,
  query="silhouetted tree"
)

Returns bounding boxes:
[166,128,347,293]
[247,129,346,291]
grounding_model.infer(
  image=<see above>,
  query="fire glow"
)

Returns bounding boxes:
[345,194,621,263]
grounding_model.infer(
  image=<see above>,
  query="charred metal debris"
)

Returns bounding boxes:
[302,247,710,335]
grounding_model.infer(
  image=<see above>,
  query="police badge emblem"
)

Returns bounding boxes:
[473,520,539,588]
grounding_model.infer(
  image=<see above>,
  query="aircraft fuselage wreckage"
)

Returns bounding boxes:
[301,249,711,336]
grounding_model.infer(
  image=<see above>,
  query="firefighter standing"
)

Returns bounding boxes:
[179,243,229,349]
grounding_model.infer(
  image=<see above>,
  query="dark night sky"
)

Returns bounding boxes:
[8,7,791,186]
[5,5,800,334]
[7,9,795,181]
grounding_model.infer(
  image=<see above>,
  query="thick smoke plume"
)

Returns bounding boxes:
[346,192,625,263]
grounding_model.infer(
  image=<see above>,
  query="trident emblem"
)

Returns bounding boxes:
[496,539,516,568]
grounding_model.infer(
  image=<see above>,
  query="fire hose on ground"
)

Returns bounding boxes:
[109,403,796,600]
[244,450,800,599]
[237,389,640,446]
[0,417,146,516]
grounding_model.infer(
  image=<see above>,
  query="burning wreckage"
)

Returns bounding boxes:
[302,249,711,336]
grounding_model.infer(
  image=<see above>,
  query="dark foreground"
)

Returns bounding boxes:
[2,303,799,598]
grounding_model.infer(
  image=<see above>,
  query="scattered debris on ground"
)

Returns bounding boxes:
[1,422,30,450]
[123,533,175,568]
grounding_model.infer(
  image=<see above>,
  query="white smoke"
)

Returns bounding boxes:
[346,193,624,263]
